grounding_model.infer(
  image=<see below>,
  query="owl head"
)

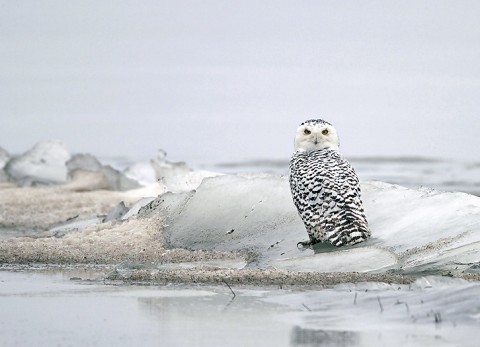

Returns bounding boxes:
[294,119,340,152]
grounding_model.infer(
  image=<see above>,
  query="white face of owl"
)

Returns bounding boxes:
[294,121,340,152]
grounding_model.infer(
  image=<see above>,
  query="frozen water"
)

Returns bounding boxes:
[362,181,480,274]
[265,276,480,346]
[0,271,478,347]
[160,169,222,193]
[67,153,103,172]
[272,247,397,273]
[0,143,479,276]
[153,174,301,258]
[67,153,140,191]
[124,161,158,186]
[0,146,9,170]
[153,174,480,274]
[48,216,104,237]
[121,197,156,220]
[123,149,222,192]
[0,146,11,183]
[103,201,129,222]
[100,165,141,191]
[4,140,70,186]
[1,145,141,191]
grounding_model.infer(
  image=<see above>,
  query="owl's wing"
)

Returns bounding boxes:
[318,156,370,246]
[289,152,370,246]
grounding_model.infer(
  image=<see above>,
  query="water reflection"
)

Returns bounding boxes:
[137,292,292,346]
[290,326,358,347]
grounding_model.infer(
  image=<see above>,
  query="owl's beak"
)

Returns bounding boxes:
[313,135,318,145]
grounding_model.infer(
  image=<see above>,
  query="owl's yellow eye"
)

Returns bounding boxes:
[304,129,311,135]
[322,129,329,135]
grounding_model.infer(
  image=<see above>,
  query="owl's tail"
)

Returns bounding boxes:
[327,219,370,247]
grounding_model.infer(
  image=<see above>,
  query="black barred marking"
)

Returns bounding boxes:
[289,147,370,247]
[300,119,332,127]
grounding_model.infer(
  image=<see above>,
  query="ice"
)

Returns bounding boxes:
[161,170,222,193]
[48,216,104,237]
[0,146,9,182]
[1,271,478,347]
[1,146,479,275]
[124,161,158,186]
[0,146,9,168]
[362,181,480,273]
[272,247,397,273]
[46,202,130,237]
[151,174,480,274]
[66,153,140,191]
[4,140,70,186]
[103,201,129,222]
[66,153,103,172]
[124,149,222,192]
[1,143,219,192]
[263,276,480,346]
[153,175,302,259]
[121,197,156,220]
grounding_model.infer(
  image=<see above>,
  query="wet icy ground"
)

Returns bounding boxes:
[1,270,479,347]
[1,141,480,346]
[1,141,480,279]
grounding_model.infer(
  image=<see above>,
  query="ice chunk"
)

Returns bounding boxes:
[4,140,70,186]
[362,181,480,272]
[124,161,158,186]
[157,174,309,265]
[151,175,480,273]
[124,149,193,188]
[0,146,9,169]
[162,170,223,193]
[104,201,129,222]
[0,146,11,182]
[121,197,156,220]
[101,165,141,191]
[124,151,222,192]
[48,216,104,237]
[65,170,113,191]
[150,150,222,192]
[66,153,102,172]
[0,169,8,183]
[65,153,141,191]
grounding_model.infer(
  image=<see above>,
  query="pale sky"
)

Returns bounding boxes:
[1,1,479,164]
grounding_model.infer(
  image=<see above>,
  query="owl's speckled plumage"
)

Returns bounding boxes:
[289,119,370,247]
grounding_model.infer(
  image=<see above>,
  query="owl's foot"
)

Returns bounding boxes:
[296,240,312,249]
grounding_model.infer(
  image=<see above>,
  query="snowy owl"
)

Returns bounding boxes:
[289,119,370,248]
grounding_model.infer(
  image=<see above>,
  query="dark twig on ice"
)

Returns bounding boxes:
[377,296,384,313]
[434,312,442,324]
[222,278,236,298]
[354,292,358,305]
[302,303,312,312]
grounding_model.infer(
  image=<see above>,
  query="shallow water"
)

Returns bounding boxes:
[1,270,479,347]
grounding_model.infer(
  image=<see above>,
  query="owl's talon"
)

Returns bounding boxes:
[297,241,311,249]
